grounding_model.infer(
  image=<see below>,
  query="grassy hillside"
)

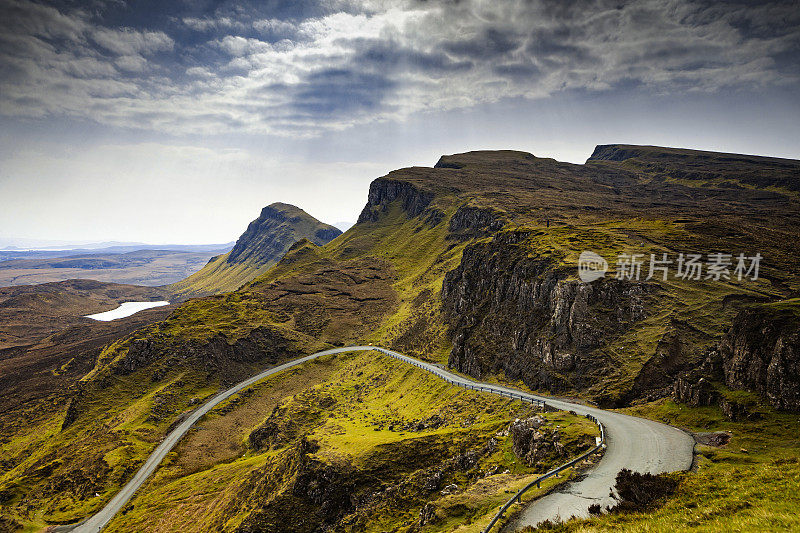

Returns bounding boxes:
[0,349,598,531]
[0,279,169,351]
[101,351,597,533]
[163,253,262,297]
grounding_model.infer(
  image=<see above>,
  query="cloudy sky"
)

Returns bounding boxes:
[1,0,798,244]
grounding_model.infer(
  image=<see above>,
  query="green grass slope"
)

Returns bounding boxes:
[166,252,265,297]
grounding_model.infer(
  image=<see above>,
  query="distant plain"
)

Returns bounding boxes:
[0,247,231,287]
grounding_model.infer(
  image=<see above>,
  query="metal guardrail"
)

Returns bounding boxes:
[369,347,605,533]
[482,415,606,533]
[374,348,547,409]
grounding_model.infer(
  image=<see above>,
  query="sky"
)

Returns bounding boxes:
[0,0,798,245]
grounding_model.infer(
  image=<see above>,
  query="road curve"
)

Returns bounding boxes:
[66,346,694,532]
[371,348,694,530]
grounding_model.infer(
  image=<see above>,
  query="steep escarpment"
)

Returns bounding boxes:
[170,203,341,297]
[672,300,800,416]
[720,301,800,411]
[357,177,439,224]
[227,203,341,266]
[442,231,651,395]
[435,146,799,403]
[447,203,507,238]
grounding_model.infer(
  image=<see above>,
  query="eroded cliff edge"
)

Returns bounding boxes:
[441,231,652,398]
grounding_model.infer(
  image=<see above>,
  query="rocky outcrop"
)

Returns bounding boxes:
[626,320,709,403]
[671,301,800,414]
[452,437,498,471]
[447,204,506,238]
[442,233,651,392]
[357,178,436,223]
[718,397,759,421]
[720,304,800,411]
[418,502,438,525]
[249,394,334,450]
[509,416,566,467]
[670,349,760,421]
[672,375,718,407]
[234,437,358,533]
[228,203,341,266]
[233,434,502,533]
[60,386,84,430]
[291,458,356,523]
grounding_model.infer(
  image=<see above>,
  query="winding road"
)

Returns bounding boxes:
[63,346,694,532]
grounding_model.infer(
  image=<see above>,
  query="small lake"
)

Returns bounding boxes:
[84,301,170,321]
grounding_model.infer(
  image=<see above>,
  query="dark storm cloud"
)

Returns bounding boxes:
[443,27,522,60]
[349,38,473,74]
[292,68,395,116]
[492,62,542,81]
[0,0,797,135]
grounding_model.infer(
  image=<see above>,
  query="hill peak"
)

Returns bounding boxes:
[227,203,341,266]
[434,150,537,169]
[170,202,342,297]
[263,202,307,216]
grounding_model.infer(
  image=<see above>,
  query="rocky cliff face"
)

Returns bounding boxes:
[672,301,800,414]
[720,304,800,411]
[509,415,565,467]
[442,232,650,393]
[447,204,507,238]
[356,178,438,224]
[228,203,341,266]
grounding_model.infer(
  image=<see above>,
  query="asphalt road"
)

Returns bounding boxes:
[65,346,694,532]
